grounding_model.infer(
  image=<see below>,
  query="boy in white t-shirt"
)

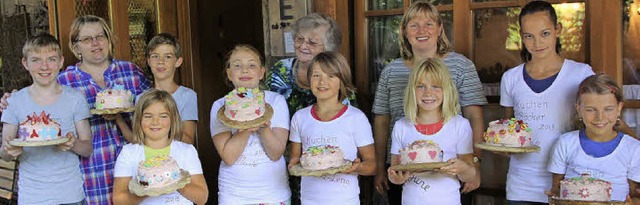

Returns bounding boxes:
[288,52,376,205]
[0,33,93,205]
[387,58,479,205]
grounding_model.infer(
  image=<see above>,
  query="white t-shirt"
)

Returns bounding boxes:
[136,86,198,121]
[390,115,473,205]
[210,91,291,204]
[289,105,374,205]
[548,131,640,201]
[114,141,203,205]
[500,59,594,202]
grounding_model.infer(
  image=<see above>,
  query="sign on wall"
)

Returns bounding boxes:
[267,0,308,57]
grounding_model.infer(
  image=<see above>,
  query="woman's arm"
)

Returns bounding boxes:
[177,174,208,205]
[211,130,252,165]
[113,114,134,143]
[113,177,146,204]
[181,120,197,144]
[373,114,391,189]
[257,122,288,161]
[463,105,485,157]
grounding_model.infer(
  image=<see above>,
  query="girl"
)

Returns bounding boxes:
[113,89,208,204]
[288,51,376,205]
[372,2,486,201]
[116,33,198,144]
[548,74,640,202]
[387,58,478,205]
[500,1,594,204]
[210,45,291,204]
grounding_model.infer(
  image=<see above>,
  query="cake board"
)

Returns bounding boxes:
[390,162,452,173]
[550,197,626,205]
[90,107,136,115]
[217,104,274,129]
[289,160,353,177]
[475,142,540,153]
[8,137,70,147]
[129,169,192,197]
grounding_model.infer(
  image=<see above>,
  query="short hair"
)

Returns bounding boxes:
[223,44,265,88]
[399,1,452,60]
[518,0,561,62]
[292,13,342,52]
[132,89,183,144]
[308,51,356,101]
[68,15,115,60]
[577,74,622,104]
[146,33,181,57]
[22,33,62,59]
[404,58,460,124]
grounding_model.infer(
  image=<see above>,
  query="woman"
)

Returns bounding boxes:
[56,15,151,204]
[266,13,354,116]
[371,1,487,204]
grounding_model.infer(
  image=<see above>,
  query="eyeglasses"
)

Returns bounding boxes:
[76,34,107,44]
[294,35,323,48]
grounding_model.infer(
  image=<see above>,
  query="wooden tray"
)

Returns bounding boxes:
[217,104,274,129]
[475,142,540,153]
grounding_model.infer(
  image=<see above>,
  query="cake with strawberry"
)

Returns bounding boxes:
[135,156,183,189]
[399,140,443,165]
[483,118,533,147]
[300,145,345,171]
[94,84,134,110]
[223,87,265,122]
[558,174,612,202]
[17,111,62,142]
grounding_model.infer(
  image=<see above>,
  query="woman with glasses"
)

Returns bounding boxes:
[58,15,150,205]
[266,13,355,117]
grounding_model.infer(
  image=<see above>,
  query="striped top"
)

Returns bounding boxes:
[57,60,150,205]
[372,52,487,163]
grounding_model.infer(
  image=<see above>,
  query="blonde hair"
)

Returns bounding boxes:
[404,58,459,124]
[223,44,266,88]
[308,51,356,101]
[132,89,183,144]
[399,1,452,60]
[68,15,115,60]
[22,33,62,59]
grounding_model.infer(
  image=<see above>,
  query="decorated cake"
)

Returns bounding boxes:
[94,84,134,110]
[559,174,612,202]
[483,118,533,147]
[17,111,62,142]
[223,87,265,122]
[399,140,443,165]
[136,156,183,189]
[300,145,345,171]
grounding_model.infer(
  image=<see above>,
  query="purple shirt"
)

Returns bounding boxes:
[57,60,150,205]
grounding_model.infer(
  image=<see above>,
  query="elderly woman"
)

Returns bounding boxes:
[372,1,486,204]
[266,13,354,116]
[61,15,151,205]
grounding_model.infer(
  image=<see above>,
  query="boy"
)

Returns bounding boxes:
[0,33,93,204]
[117,33,197,144]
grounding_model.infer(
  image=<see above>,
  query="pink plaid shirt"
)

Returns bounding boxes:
[58,60,150,205]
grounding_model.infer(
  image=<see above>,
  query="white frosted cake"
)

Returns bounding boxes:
[300,145,345,171]
[223,87,265,122]
[94,84,134,110]
[17,111,62,142]
[399,140,443,165]
[136,156,183,189]
[484,118,533,147]
[559,174,612,202]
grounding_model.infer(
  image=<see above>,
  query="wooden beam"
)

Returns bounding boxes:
[313,0,351,64]
[178,0,202,146]
[109,1,132,61]
[354,0,371,113]
[588,0,622,80]
[157,0,178,35]
[453,0,472,59]
[55,0,78,68]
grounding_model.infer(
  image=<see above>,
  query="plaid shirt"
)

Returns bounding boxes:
[58,60,150,205]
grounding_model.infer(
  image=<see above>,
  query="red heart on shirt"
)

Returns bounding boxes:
[408,152,417,160]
